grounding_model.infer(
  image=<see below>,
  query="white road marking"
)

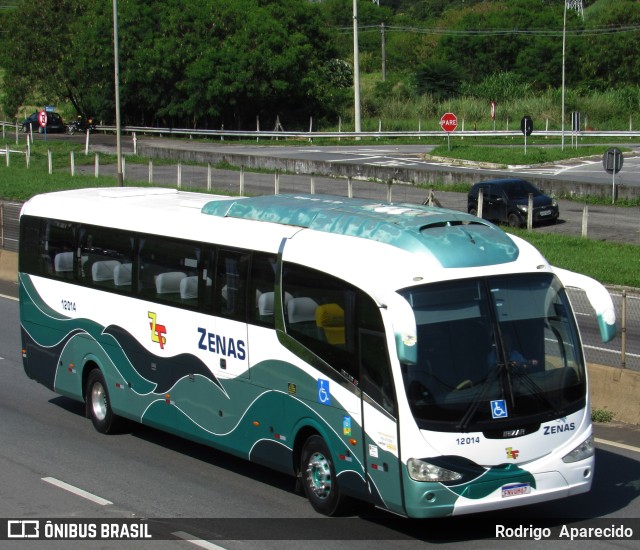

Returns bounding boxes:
[41,477,113,506]
[583,344,640,359]
[172,531,228,550]
[595,438,640,454]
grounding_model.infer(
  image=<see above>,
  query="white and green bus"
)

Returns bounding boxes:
[19,187,616,518]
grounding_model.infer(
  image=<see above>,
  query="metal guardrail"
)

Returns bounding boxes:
[0,201,20,253]
[3,120,640,140]
[89,126,640,140]
[568,287,640,373]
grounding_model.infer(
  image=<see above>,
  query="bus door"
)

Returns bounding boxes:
[359,328,405,516]
[176,249,250,438]
[210,248,250,381]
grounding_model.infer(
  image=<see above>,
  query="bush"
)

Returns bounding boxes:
[591,408,616,423]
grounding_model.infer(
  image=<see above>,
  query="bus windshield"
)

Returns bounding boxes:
[399,273,586,433]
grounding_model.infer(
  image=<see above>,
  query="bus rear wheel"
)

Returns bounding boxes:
[86,369,121,434]
[300,435,345,516]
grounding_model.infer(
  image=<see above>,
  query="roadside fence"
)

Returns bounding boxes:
[0,201,20,253]
[568,287,640,373]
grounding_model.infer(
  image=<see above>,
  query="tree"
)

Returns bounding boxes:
[0,0,86,116]
[436,1,570,89]
[172,0,344,128]
[1,0,347,128]
[414,59,466,100]
[576,0,640,90]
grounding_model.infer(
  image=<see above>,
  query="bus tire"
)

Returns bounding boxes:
[300,435,345,516]
[86,369,121,434]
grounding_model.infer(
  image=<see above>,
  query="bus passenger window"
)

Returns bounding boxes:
[137,236,201,304]
[215,250,249,320]
[46,220,76,279]
[18,216,45,275]
[250,253,277,325]
[78,226,132,289]
[282,263,359,384]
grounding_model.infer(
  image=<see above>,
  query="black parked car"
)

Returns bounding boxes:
[21,111,65,134]
[467,178,559,228]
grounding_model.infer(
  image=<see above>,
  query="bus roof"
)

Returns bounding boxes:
[202,194,519,268]
[22,187,521,270]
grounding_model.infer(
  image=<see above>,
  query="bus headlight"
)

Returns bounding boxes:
[562,436,594,463]
[407,458,463,482]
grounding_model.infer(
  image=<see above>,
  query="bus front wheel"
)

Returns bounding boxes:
[300,435,345,516]
[86,369,121,434]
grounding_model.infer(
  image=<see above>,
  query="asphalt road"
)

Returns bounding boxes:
[2,291,640,549]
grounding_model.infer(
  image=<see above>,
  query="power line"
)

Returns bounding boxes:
[336,24,640,37]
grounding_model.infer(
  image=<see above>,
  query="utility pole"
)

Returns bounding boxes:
[353,0,361,135]
[380,22,386,82]
[561,0,584,151]
[113,0,123,186]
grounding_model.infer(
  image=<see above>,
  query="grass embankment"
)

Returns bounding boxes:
[506,229,639,288]
[430,143,612,166]
[1,139,639,288]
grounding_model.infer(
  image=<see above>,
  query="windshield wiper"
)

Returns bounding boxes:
[507,364,563,417]
[456,362,504,432]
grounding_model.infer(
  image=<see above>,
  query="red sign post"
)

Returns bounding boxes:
[38,109,48,141]
[491,100,496,131]
[440,112,458,133]
[440,112,457,150]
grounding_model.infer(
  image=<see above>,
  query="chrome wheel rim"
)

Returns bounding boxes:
[91,382,108,421]
[306,451,332,499]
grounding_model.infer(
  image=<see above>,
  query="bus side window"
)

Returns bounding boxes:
[358,294,396,417]
[360,330,396,417]
[215,249,249,321]
[19,215,47,275]
[78,226,133,289]
[250,253,277,325]
[46,220,77,280]
[137,236,201,304]
[282,263,359,385]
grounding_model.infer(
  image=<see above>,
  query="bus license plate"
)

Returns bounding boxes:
[540,210,551,216]
[501,483,531,498]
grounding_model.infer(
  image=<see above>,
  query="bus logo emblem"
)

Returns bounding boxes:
[149,311,167,349]
[318,379,331,405]
[505,447,520,460]
[491,399,508,419]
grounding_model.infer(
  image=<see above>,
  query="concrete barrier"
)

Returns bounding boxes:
[138,142,640,201]
[589,363,640,425]
[0,250,17,283]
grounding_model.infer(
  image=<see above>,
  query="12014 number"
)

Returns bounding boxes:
[61,300,77,312]
[456,436,480,445]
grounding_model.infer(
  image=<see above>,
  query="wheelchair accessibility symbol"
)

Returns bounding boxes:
[318,379,331,406]
[491,399,508,419]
